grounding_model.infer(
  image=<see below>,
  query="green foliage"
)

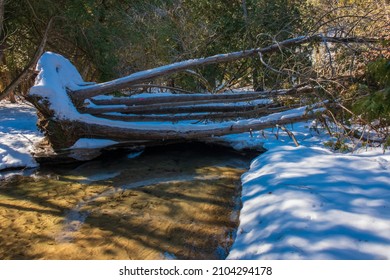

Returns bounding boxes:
[367,58,390,88]
[324,139,351,152]
[384,136,390,150]
[353,88,390,123]
[111,0,312,91]
[352,59,390,125]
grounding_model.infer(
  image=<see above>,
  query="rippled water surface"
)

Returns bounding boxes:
[0,144,254,259]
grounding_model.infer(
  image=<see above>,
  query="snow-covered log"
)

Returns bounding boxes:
[91,105,294,122]
[88,87,313,107]
[82,101,275,115]
[28,51,322,154]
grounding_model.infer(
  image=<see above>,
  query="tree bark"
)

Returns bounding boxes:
[0,0,4,39]
[0,0,5,64]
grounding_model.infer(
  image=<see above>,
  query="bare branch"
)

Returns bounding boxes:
[277,124,300,147]
[69,35,380,101]
[0,16,55,101]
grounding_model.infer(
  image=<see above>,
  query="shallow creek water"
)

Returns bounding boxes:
[0,143,254,260]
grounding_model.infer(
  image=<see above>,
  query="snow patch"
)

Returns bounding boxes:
[69,138,119,149]
[227,122,390,260]
[0,101,43,171]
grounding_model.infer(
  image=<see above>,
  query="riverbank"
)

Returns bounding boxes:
[1,100,390,259]
[0,101,43,174]
[226,123,390,259]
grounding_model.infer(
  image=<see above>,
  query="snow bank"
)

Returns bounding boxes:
[227,122,390,260]
[0,101,43,172]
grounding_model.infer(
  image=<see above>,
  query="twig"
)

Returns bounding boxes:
[277,124,300,147]
[321,34,336,77]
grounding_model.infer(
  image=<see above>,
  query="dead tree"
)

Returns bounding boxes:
[27,34,380,158]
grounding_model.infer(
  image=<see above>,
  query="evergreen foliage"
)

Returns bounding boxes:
[353,58,390,125]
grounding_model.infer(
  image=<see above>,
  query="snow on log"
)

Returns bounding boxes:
[28,52,322,152]
[88,87,313,107]
[82,100,274,115]
[92,105,296,122]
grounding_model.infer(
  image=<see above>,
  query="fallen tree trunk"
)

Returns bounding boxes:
[88,86,314,107]
[90,113,317,140]
[83,86,315,115]
[92,105,294,122]
[28,37,347,156]
[91,95,268,109]
[91,93,266,107]
[43,108,319,150]
[81,101,274,115]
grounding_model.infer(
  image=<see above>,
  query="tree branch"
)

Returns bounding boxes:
[0,16,55,101]
[69,35,380,101]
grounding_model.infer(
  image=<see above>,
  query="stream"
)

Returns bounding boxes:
[0,143,256,260]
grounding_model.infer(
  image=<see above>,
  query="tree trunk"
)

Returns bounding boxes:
[0,0,4,39]
[0,0,5,66]
[44,109,318,150]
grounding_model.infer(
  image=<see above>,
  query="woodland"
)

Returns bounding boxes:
[1,0,390,263]
[0,0,389,148]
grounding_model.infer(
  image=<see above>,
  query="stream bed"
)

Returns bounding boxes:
[0,143,256,260]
